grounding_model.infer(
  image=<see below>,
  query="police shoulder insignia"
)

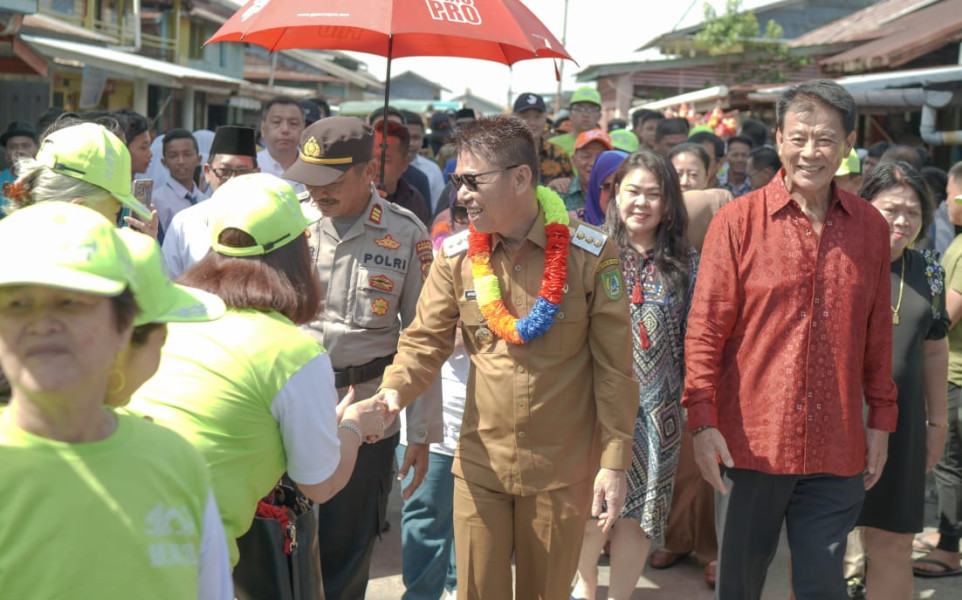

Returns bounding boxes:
[442,230,469,257]
[600,265,624,301]
[371,298,389,316]
[368,204,383,225]
[570,223,607,256]
[416,239,432,255]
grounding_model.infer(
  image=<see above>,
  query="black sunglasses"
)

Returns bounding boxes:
[448,165,520,192]
[451,204,468,225]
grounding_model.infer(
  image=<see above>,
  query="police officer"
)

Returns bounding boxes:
[284,116,442,599]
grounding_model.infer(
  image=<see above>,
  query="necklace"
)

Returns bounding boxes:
[467,186,570,344]
[891,255,905,325]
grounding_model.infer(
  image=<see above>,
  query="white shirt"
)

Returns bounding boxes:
[412,154,446,213]
[161,194,229,278]
[153,178,207,234]
[256,148,306,195]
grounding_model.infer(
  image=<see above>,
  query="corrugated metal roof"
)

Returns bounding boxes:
[21,34,246,93]
[791,0,940,47]
[819,0,962,73]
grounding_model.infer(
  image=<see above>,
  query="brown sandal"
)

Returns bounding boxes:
[649,547,688,569]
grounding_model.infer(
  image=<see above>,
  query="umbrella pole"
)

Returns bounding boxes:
[378,35,394,191]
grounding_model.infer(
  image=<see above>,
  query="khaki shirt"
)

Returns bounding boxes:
[381,209,638,495]
[303,188,442,444]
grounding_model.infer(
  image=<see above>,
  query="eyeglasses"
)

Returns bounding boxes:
[210,166,254,179]
[451,204,469,225]
[570,105,601,115]
[448,165,520,192]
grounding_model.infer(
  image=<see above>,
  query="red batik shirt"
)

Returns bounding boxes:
[682,170,898,477]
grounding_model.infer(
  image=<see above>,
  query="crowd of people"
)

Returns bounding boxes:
[0,76,961,600]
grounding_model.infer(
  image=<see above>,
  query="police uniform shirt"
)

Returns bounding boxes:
[303,187,442,444]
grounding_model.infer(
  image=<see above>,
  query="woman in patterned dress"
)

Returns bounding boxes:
[572,150,698,600]
[855,161,949,597]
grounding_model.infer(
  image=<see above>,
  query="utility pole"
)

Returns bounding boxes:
[553,0,570,116]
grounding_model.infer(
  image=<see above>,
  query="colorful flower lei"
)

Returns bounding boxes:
[467,186,570,344]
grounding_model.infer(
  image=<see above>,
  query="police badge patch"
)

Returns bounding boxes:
[371,298,389,316]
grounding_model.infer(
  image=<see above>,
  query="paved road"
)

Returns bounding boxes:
[365,474,961,599]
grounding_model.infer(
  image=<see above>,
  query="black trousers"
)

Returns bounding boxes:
[316,432,399,600]
[935,382,962,552]
[715,467,864,600]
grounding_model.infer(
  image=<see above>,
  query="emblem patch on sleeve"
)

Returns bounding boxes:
[373,234,401,249]
[370,274,395,292]
[371,298,389,316]
[416,240,432,254]
[600,267,624,300]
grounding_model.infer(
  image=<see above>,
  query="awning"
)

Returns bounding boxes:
[641,86,729,111]
[748,64,962,108]
[21,34,246,94]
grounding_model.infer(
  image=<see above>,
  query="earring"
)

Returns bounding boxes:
[106,367,126,396]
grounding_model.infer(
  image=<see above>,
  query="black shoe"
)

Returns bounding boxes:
[845,576,866,600]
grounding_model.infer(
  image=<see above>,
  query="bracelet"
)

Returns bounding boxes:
[926,420,949,429]
[338,421,364,443]
[692,425,715,435]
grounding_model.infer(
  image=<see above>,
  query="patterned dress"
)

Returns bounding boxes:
[620,246,698,538]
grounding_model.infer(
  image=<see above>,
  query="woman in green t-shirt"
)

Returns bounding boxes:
[0,202,232,599]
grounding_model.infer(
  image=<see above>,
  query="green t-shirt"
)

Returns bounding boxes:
[129,308,327,565]
[0,412,210,599]
[942,234,962,384]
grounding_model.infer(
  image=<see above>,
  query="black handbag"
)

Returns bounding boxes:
[233,479,324,600]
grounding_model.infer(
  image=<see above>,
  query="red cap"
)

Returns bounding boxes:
[574,129,613,151]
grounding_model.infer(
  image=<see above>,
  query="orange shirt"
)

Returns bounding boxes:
[683,172,898,477]
[381,210,638,495]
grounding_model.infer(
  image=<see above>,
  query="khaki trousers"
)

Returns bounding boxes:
[662,428,717,563]
[453,476,592,600]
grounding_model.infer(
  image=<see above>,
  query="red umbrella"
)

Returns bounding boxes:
[207,0,572,65]
[207,0,574,187]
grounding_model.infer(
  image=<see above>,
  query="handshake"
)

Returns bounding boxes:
[336,387,403,444]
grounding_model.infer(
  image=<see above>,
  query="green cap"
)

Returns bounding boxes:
[570,85,601,107]
[210,173,312,257]
[35,122,152,219]
[610,129,639,153]
[835,148,861,177]
[688,125,714,137]
[0,202,135,295]
[117,229,226,326]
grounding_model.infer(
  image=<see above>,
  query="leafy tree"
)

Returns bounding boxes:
[693,0,809,84]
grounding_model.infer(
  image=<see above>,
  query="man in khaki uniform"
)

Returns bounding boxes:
[373,115,638,599]
[283,116,442,599]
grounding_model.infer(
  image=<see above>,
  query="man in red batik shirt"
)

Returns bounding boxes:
[682,79,898,600]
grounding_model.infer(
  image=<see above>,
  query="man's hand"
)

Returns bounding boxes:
[370,387,401,431]
[398,442,430,501]
[864,428,889,490]
[591,468,626,534]
[926,425,947,473]
[546,177,571,195]
[692,427,734,494]
[124,209,159,240]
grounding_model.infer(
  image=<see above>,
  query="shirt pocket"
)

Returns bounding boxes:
[353,266,403,328]
[458,299,505,355]
[535,295,590,358]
